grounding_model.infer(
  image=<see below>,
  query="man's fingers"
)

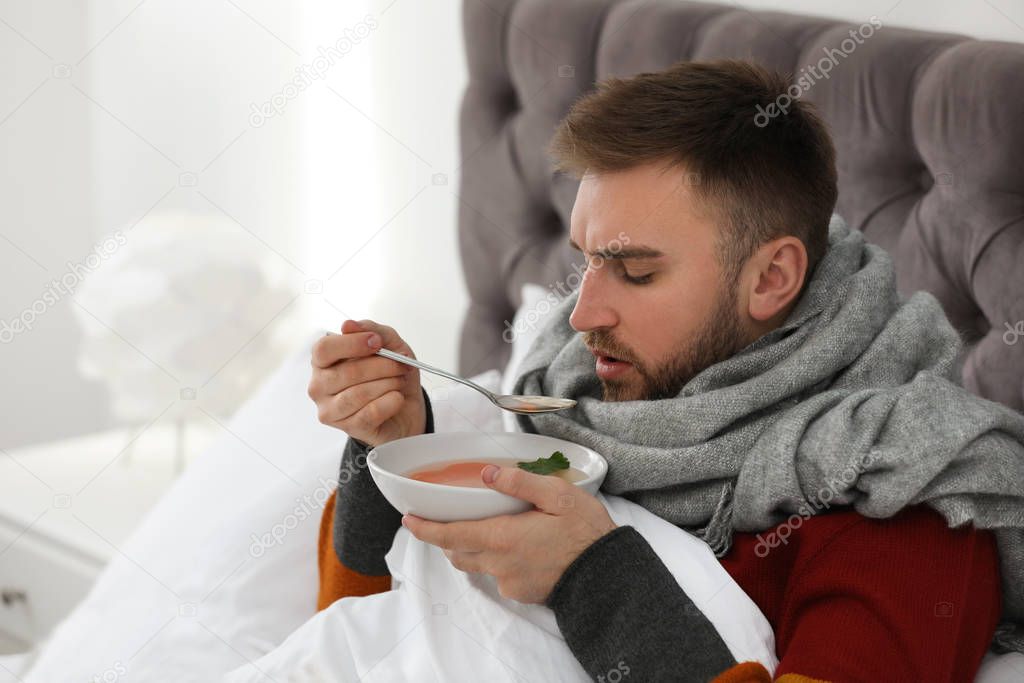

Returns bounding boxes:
[312,328,382,368]
[484,466,564,512]
[313,356,410,396]
[402,515,489,552]
[329,376,405,422]
[330,387,404,434]
[339,319,363,335]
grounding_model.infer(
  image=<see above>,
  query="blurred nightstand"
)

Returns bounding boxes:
[0,422,217,649]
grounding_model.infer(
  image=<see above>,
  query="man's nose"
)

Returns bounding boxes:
[569,268,617,332]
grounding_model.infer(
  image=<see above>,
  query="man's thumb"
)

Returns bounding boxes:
[482,465,553,510]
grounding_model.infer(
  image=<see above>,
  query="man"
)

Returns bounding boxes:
[308,61,1022,681]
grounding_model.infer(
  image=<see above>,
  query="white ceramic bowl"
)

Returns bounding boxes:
[367,431,608,522]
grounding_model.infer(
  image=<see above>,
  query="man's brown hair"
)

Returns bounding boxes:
[548,59,838,287]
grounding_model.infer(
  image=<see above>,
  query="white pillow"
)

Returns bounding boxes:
[21,331,504,683]
[500,282,562,433]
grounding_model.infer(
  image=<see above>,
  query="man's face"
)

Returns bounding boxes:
[568,162,752,402]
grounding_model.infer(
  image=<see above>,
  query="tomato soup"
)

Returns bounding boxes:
[406,457,586,488]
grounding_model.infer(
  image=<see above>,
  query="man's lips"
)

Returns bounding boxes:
[589,347,633,380]
[588,346,626,361]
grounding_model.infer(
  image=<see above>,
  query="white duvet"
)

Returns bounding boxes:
[222,493,778,682]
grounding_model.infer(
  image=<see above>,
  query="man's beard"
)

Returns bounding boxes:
[584,277,750,402]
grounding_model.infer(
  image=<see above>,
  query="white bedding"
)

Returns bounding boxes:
[213,462,1024,683]
[7,319,1023,681]
[221,493,778,682]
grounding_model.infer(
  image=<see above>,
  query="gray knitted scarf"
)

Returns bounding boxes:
[512,214,1024,653]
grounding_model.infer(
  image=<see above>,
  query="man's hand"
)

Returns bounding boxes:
[402,465,617,604]
[308,319,426,448]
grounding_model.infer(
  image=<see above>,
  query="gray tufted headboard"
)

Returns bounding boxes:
[455,0,1024,412]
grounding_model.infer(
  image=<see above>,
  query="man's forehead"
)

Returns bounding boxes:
[570,165,698,256]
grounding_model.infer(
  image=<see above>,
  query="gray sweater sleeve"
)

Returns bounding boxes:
[331,386,434,575]
[545,525,738,681]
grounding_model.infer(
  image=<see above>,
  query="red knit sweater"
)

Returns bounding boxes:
[716,505,1002,682]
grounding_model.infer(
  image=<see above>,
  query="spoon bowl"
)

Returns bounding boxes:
[492,394,577,413]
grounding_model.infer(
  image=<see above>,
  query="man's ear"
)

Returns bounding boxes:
[746,236,807,323]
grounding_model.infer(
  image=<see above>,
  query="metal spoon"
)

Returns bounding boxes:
[324,331,576,414]
[376,347,578,414]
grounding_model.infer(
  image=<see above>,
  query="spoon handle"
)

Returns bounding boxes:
[374,348,496,399]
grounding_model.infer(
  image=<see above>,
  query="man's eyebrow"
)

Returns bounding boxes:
[568,237,665,260]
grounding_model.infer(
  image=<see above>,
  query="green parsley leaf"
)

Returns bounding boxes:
[516,450,570,475]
